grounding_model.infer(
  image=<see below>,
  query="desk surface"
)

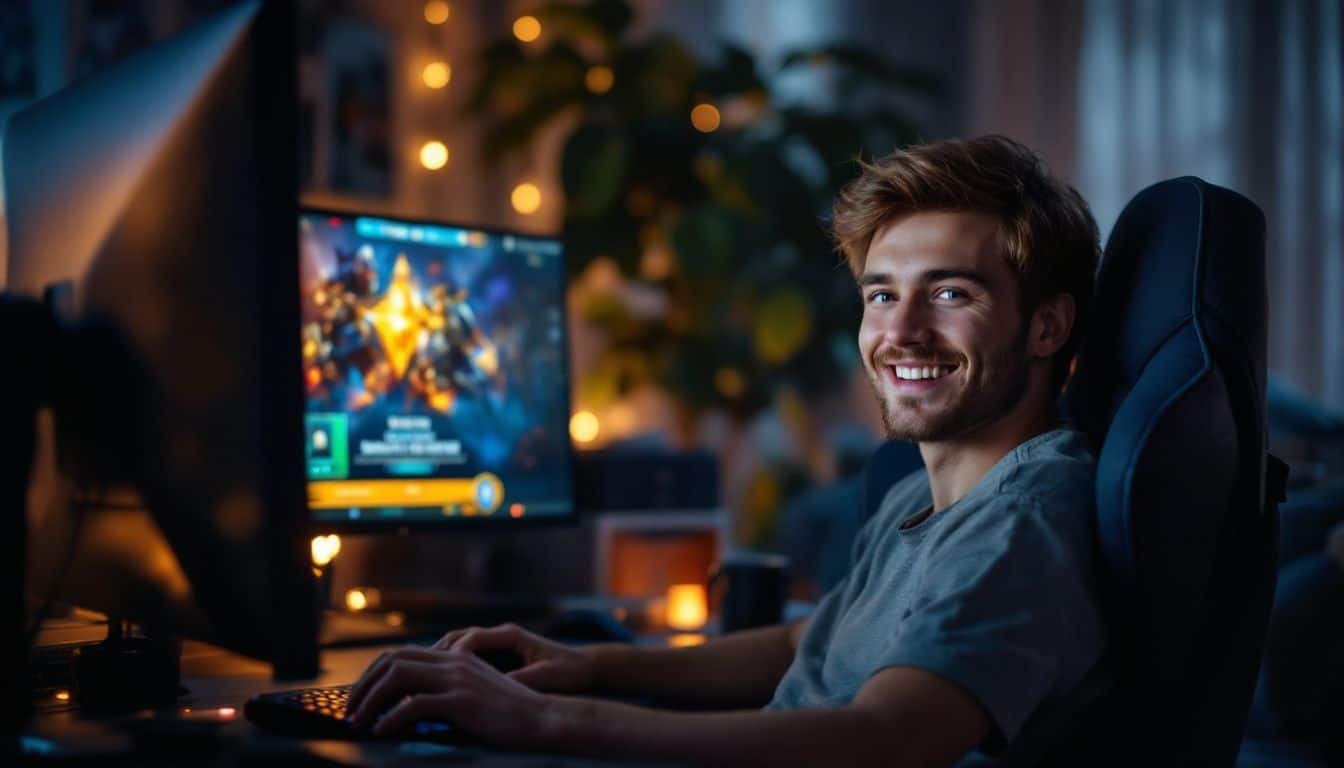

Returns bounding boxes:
[26,637,674,767]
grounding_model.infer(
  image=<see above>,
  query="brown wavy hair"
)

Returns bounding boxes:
[832,135,1100,395]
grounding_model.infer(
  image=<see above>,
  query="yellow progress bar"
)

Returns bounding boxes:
[309,474,503,514]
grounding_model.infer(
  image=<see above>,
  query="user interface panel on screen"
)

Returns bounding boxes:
[299,212,572,525]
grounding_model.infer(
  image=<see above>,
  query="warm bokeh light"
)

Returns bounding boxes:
[54,690,71,702]
[666,584,708,630]
[511,182,542,214]
[345,588,369,612]
[668,633,708,648]
[310,534,341,567]
[570,411,600,443]
[422,61,451,89]
[585,65,614,94]
[714,367,746,398]
[217,707,237,719]
[641,244,674,280]
[513,15,542,42]
[424,1,450,25]
[420,141,449,170]
[690,103,721,133]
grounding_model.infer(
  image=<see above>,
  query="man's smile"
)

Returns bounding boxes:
[881,361,960,393]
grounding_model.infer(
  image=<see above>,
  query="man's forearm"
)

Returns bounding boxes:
[543,695,895,768]
[581,622,800,708]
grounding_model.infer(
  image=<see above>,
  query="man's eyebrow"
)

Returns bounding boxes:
[921,268,992,289]
[858,269,992,289]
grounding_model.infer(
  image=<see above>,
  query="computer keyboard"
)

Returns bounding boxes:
[244,684,471,744]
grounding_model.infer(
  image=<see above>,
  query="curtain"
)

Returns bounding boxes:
[1077,0,1344,407]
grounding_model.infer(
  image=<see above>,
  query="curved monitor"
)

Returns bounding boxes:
[299,210,575,530]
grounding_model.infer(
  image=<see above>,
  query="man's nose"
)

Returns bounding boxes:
[885,298,932,347]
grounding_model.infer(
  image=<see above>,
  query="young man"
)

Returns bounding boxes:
[345,136,1105,766]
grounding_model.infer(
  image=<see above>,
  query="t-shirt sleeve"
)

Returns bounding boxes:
[875,494,1104,746]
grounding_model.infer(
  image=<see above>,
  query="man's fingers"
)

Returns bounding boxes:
[448,623,525,655]
[431,629,467,651]
[348,646,441,711]
[372,692,463,737]
[349,657,450,728]
[507,661,558,690]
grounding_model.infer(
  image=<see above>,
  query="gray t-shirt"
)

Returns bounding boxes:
[766,427,1105,761]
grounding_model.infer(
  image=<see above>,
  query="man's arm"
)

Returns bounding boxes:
[411,618,809,709]
[365,657,988,767]
[581,618,809,707]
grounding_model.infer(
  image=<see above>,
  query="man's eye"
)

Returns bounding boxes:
[935,288,966,301]
[869,291,895,304]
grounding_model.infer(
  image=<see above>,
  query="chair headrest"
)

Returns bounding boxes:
[1066,176,1267,449]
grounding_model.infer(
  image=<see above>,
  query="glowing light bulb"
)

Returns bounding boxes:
[420,141,449,170]
[511,182,542,214]
[690,103,721,133]
[422,61,451,89]
[666,584,708,630]
[54,690,71,702]
[310,534,341,566]
[569,411,599,443]
[513,15,541,42]
[424,1,450,25]
[585,65,614,94]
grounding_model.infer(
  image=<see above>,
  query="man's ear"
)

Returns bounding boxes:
[1028,292,1076,360]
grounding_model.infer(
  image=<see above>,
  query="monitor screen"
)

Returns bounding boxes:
[298,211,574,527]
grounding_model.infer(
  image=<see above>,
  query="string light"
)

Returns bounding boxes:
[420,141,449,170]
[690,103,721,133]
[310,534,341,567]
[513,15,541,42]
[422,61,451,89]
[569,411,599,443]
[345,589,369,611]
[511,182,542,214]
[424,1,450,25]
[585,65,614,94]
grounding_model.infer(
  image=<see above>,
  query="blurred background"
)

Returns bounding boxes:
[1,0,1342,756]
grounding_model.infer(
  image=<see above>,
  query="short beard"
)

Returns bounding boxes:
[871,323,1031,442]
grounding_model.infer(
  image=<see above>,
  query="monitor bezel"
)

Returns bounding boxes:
[299,206,579,533]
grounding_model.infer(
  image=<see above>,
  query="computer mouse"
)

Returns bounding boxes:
[543,609,635,644]
[474,647,526,674]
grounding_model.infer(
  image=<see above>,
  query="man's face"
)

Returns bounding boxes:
[857,211,1030,442]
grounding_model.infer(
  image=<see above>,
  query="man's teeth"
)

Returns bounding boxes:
[894,365,953,381]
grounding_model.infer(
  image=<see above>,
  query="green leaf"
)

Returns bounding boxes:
[778,43,942,99]
[671,203,738,284]
[561,122,628,218]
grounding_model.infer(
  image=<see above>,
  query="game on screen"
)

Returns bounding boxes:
[298,212,573,524]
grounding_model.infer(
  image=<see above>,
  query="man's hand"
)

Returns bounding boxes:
[433,622,599,693]
[345,644,560,747]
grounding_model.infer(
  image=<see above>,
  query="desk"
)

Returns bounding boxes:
[25,637,675,767]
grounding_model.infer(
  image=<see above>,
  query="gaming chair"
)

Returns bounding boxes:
[862,176,1288,764]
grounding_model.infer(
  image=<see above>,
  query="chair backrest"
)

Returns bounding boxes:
[1063,177,1283,763]
[862,439,924,520]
